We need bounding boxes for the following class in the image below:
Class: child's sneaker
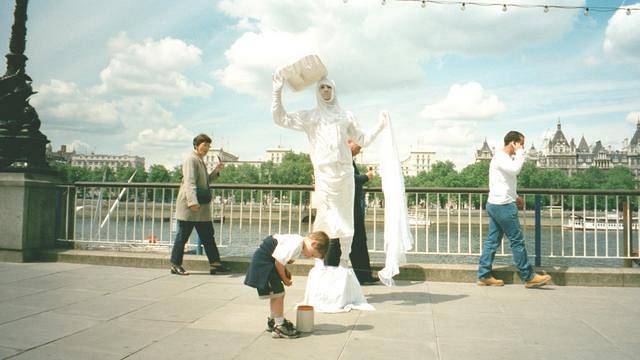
[272,319,299,339]
[266,317,275,332]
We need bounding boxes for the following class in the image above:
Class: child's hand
[283,268,292,286]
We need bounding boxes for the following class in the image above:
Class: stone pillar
[0,171,62,262]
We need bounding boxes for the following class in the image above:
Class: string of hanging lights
[345,0,638,15]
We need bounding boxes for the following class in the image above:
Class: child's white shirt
[272,234,304,265]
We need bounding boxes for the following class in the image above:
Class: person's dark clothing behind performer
[348,140,379,285]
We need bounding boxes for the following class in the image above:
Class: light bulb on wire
[502,4,507,12]
[544,5,549,13]
[381,0,386,5]
[460,2,466,11]
[583,7,589,16]
[627,8,631,15]
[421,0,426,8]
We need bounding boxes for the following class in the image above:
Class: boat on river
[563,213,638,231]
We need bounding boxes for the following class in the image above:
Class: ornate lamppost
[0,0,49,170]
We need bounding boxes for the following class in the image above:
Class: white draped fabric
[376,112,414,286]
[300,259,374,313]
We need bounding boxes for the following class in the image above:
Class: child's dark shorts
[257,270,285,299]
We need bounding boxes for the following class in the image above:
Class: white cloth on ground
[300,259,374,313]
[376,112,414,286]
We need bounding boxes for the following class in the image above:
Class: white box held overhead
[277,55,327,92]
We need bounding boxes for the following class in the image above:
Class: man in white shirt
[477,131,552,288]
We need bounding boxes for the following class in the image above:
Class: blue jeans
[477,202,534,281]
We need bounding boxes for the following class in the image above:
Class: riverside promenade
[0,261,639,360]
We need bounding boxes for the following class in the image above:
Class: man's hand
[516,196,524,211]
[215,162,224,172]
[190,204,201,212]
[512,141,524,151]
[366,169,374,180]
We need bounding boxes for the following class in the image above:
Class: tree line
[53,152,635,190]
[53,152,636,209]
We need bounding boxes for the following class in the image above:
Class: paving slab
[126,327,259,360]
[0,262,638,360]
[0,286,45,302]
[0,303,45,325]
[123,296,225,323]
[52,294,153,321]
[37,318,183,358]
[0,311,98,351]
[0,347,20,359]
[10,287,107,311]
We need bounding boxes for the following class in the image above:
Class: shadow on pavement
[366,291,468,305]
[307,323,375,336]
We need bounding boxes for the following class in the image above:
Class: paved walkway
[0,262,638,360]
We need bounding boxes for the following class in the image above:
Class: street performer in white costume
[271,72,384,312]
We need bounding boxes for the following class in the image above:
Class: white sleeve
[272,235,303,264]
[495,149,525,176]
[346,111,386,147]
[271,86,310,132]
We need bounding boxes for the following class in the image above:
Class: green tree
[604,166,635,190]
[413,161,457,187]
[270,152,314,185]
[147,164,171,183]
[217,164,261,184]
[570,167,605,189]
[114,165,145,183]
[169,165,182,183]
[458,161,490,188]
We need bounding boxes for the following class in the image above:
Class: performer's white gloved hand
[371,110,390,138]
[272,73,284,92]
[379,111,390,128]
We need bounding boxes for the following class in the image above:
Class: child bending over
[244,231,329,339]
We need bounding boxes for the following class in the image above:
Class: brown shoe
[477,277,504,286]
[525,274,552,288]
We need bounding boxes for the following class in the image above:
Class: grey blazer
[175,151,220,222]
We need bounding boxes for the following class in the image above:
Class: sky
[1,0,639,170]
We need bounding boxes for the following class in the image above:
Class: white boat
[408,214,431,227]
[563,213,638,231]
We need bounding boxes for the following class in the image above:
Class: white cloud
[31,79,122,132]
[420,82,505,120]
[97,32,213,101]
[68,140,91,154]
[117,98,174,128]
[126,125,196,169]
[603,4,640,63]
[126,125,194,151]
[216,0,580,97]
[32,79,179,134]
[626,111,640,124]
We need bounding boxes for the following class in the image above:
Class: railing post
[623,200,632,268]
[535,194,542,267]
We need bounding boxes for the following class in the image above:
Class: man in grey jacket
[170,134,228,275]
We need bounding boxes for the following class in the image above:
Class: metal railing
[54,182,640,267]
